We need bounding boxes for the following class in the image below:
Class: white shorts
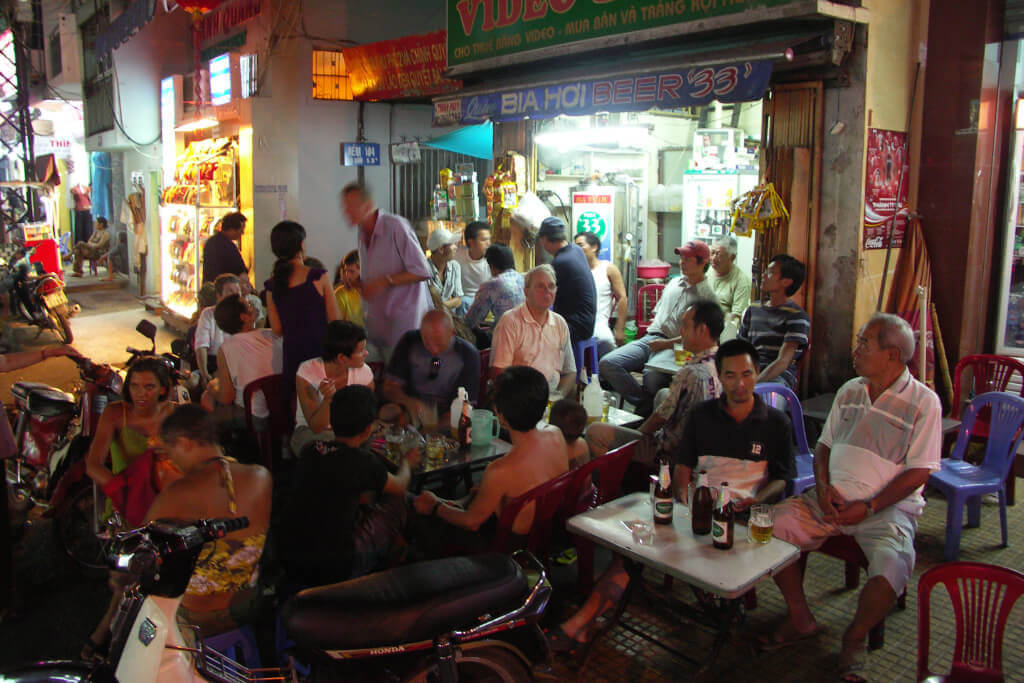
[773,490,918,595]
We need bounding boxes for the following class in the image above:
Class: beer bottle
[653,454,673,525]
[712,482,734,550]
[691,471,713,536]
[457,400,473,448]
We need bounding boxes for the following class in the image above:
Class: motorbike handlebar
[109,517,250,576]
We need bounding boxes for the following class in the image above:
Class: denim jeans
[598,335,671,412]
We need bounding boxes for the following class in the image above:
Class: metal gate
[393,148,491,222]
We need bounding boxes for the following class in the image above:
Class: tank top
[592,260,613,323]
[266,267,328,386]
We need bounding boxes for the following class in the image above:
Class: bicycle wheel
[54,484,107,576]
[406,644,532,683]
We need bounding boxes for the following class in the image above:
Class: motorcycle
[0,518,553,683]
[0,241,73,344]
[5,319,189,571]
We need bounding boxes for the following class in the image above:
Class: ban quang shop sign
[344,30,463,101]
[447,0,797,69]
[432,60,773,126]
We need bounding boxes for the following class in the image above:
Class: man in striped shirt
[738,254,810,387]
[759,313,941,680]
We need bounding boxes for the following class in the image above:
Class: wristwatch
[431,500,442,517]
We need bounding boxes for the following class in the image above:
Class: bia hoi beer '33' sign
[432,61,773,126]
[447,0,796,68]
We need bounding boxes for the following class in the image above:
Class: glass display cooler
[159,137,238,321]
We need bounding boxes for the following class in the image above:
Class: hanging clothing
[90,151,112,223]
[120,190,147,254]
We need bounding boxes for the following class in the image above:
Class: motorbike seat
[11,381,76,417]
[282,554,527,651]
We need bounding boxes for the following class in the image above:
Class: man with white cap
[426,227,463,313]
[599,240,717,415]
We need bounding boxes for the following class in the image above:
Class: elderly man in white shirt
[194,273,241,386]
[490,264,576,400]
[759,313,941,681]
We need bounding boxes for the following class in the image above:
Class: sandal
[545,621,602,664]
[756,623,826,652]
[837,661,867,683]
[80,636,109,663]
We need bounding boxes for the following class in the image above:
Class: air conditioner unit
[47,14,82,90]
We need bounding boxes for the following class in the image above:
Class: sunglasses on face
[427,357,441,380]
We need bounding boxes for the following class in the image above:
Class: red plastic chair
[950,354,1024,504]
[917,561,1024,682]
[635,284,665,337]
[491,468,576,557]
[243,374,294,471]
[565,441,638,594]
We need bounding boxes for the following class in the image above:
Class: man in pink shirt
[342,182,431,359]
[490,265,576,399]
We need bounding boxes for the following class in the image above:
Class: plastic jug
[470,409,500,446]
[582,373,603,421]
[450,387,468,438]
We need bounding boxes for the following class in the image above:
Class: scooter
[5,320,189,571]
[0,518,553,682]
[0,241,73,344]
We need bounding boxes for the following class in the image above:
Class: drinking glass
[673,342,686,364]
[385,426,405,462]
[602,391,616,422]
[747,504,774,544]
[425,434,445,469]
[420,400,439,434]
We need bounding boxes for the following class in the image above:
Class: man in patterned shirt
[585,299,724,463]
[464,244,524,331]
[759,313,941,680]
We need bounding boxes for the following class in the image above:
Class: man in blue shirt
[537,216,596,345]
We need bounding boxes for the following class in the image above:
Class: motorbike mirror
[136,319,157,342]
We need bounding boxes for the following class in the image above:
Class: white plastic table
[567,492,800,599]
[643,348,681,376]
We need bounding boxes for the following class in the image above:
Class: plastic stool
[203,624,262,669]
[573,337,599,382]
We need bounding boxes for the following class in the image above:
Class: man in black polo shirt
[674,338,796,507]
[383,309,480,425]
[202,211,248,284]
[549,338,794,654]
[537,216,596,345]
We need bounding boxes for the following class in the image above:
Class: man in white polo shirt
[490,264,575,400]
[760,313,941,680]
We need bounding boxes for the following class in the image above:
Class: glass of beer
[386,426,405,462]
[425,434,445,469]
[748,504,774,544]
[602,391,616,422]
[673,342,686,364]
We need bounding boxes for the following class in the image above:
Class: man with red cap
[599,240,719,415]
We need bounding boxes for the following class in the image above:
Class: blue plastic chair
[753,383,815,496]
[573,336,599,383]
[929,392,1024,562]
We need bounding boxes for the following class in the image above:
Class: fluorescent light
[535,126,649,150]
[175,117,218,132]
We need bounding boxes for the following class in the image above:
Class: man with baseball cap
[599,239,718,415]
[537,216,597,345]
[426,227,463,313]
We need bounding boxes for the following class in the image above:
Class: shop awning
[422,122,493,160]
[433,60,772,126]
[433,26,830,126]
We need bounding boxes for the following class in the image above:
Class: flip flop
[837,660,867,683]
[756,623,826,652]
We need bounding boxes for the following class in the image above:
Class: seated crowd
[84,181,938,681]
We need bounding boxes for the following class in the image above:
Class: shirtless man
[413,365,569,536]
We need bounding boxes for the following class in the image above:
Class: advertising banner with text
[447,0,796,68]
[344,31,463,101]
[863,128,908,250]
[432,60,772,126]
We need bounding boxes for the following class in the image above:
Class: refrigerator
[681,170,759,275]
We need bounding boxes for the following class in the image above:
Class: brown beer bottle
[712,482,734,550]
[457,400,473,448]
[691,471,713,536]
[653,454,673,525]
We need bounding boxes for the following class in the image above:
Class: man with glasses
[490,265,576,400]
[383,309,480,426]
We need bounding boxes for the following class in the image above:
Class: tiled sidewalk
[552,489,1024,682]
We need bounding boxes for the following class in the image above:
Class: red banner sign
[863,128,909,250]
[195,0,262,44]
[343,30,462,101]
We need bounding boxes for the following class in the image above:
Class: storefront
[158,62,253,327]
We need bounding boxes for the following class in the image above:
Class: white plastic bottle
[450,386,468,438]
[582,373,603,422]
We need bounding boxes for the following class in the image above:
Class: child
[549,399,590,468]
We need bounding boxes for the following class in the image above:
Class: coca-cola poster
[863,128,909,250]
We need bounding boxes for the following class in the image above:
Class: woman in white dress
[575,232,627,357]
